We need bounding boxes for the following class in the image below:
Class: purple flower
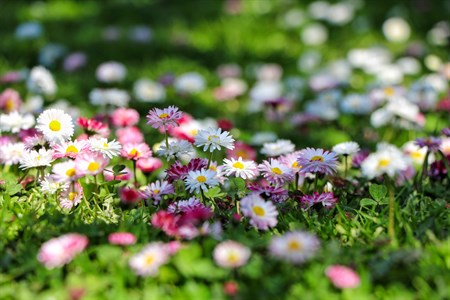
[442,128,450,137]
[146,106,182,130]
[299,192,338,210]
[352,149,369,168]
[257,158,295,185]
[415,137,442,152]
[248,182,289,203]
[297,148,338,175]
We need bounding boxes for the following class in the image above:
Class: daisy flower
[402,141,430,165]
[248,182,289,203]
[40,175,69,194]
[168,197,204,213]
[88,137,122,159]
[325,265,361,289]
[140,180,174,204]
[157,139,194,161]
[75,152,109,176]
[279,151,303,173]
[269,231,320,264]
[52,160,79,182]
[52,140,89,159]
[258,158,294,185]
[96,61,127,83]
[37,233,88,269]
[194,127,235,153]
[213,240,251,269]
[240,193,278,230]
[300,192,338,210]
[260,139,295,157]
[129,242,170,277]
[146,106,182,130]
[19,148,54,170]
[415,136,442,152]
[0,142,24,165]
[0,88,22,112]
[27,66,57,96]
[77,117,110,137]
[227,141,257,161]
[297,148,338,175]
[222,157,257,180]
[136,157,163,173]
[361,144,409,179]
[59,182,83,209]
[332,141,360,156]
[111,107,140,127]
[0,111,35,133]
[121,142,151,160]
[184,169,219,194]
[36,109,74,144]
[108,232,137,246]
[23,133,46,151]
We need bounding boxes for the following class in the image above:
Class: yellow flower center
[159,113,169,119]
[144,254,154,266]
[287,240,302,251]
[292,161,298,168]
[410,151,423,160]
[227,252,239,264]
[66,168,76,177]
[5,99,14,112]
[252,205,265,216]
[66,145,79,154]
[68,192,77,201]
[196,175,207,183]
[378,158,390,168]
[207,134,219,142]
[271,167,282,175]
[103,142,109,148]
[311,155,324,162]
[384,87,395,97]
[233,161,245,169]
[209,165,217,171]
[129,148,139,157]
[88,162,100,172]
[153,189,160,194]
[49,120,61,132]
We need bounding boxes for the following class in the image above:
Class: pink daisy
[0,88,22,112]
[240,193,278,230]
[37,233,88,269]
[297,148,338,175]
[59,182,83,209]
[300,192,338,210]
[77,117,110,137]
[121,142,152,160]
[75,151,109,176]
[111,107,140,127]
[325,265,361,289]
[108,232,137,246]
[136,157,163,173]
[146,105,182,130]
[116,126,144,144]
[52,140,89,159]
[257,158,295,185]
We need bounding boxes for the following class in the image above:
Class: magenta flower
[108,232,137,246]
[146,106,182,130]
[325,265,361,289]
[121,142,152,160]
[140,180,174,204]
[136,157,163,173]
[297,148,338,175]
[37,233,88,269]
[300,192,338,210]
[415,136,442,152]
[111,107,140,127]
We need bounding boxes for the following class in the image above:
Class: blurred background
[0,0,449,147]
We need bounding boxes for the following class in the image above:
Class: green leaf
[112,164,126,174]
[204,187,226,199]
[369,184,387,202]
[360,198,378,206]
[7,184,23,196]
[80,182,96,199]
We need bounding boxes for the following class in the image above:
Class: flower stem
[133,160,138,186]
[207,151,214,169]
[385,176,397,246]
[344,155,348,178]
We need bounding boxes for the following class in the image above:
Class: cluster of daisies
[1,95,449,280]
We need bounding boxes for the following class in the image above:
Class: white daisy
[222,157,257,180]
[36,109,74,144]
[129,242,170,277]
[0,142,25,165]
[96,61,127,83]
[59,183,83,210]
[39,175,69,194]
[27,66,57,96]
[52,161,79,182]
[184,169,219,194]
[52,140,89,159]
[213,240,251,269]
[19,148,55,170]
[261,139,295,157]
[194,127,235,152]
[157,139,194,161]
[269,231,320,264]
[88,137,122,159]
[332,141,360,156]
[402,141,431,165]
[0,111,35,133]
[240,193,278,230]
[361,144,410,179]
